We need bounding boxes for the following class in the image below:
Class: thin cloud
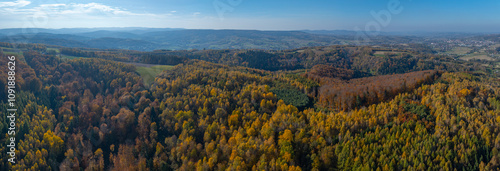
[0,0,30,8]
[0,1,205,28]
[0,1,155,16]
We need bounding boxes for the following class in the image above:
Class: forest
[0,41,499,170]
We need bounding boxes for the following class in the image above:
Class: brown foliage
[314,70,439,111]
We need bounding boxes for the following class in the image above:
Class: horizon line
[0,27,499,34]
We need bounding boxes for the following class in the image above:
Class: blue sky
[0,0,499,32]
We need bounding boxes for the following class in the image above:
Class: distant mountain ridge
[0,28,495,51]
[0,28,185,35]
[0,28,348,51]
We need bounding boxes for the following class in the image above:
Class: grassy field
[136,65,174,86]
[1,47,23,56]
[460,54,496,61]
[447,47,471,55]
[3,51,22,56]
[47,48,60,53]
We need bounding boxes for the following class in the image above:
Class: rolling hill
[0,28,345,51]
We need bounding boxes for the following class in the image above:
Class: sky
[0,0,499,32]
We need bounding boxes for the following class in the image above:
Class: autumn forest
[0,41,499,171]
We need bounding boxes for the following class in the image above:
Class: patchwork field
[460,54,496,61]
[447,47,471,55]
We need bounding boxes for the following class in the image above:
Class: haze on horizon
[0,0,498,33]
